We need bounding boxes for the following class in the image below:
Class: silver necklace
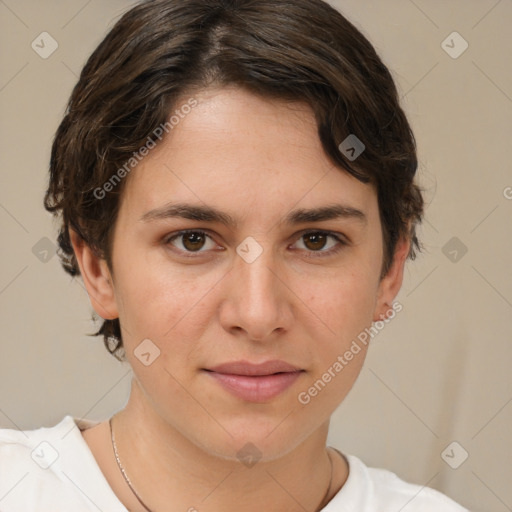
[109,415,335,512]
[110,416,152,512]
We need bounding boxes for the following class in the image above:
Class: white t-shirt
[0,415,470,511]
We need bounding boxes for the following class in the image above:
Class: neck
[111,379,348,512]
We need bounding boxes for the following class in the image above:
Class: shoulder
[0,415,123,511]
[0,416,72,507]
[0,416,71,471]
[326,452,470,511]
[0,415,95,471]
[360,456,469,511]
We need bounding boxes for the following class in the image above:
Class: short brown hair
[44,0,424,361]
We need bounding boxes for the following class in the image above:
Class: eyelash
[163,229,347,259]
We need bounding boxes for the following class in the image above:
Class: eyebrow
[138,202,367,227]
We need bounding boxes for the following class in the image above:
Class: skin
[72,85,410,512]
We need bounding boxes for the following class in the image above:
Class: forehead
[119,86,377,224]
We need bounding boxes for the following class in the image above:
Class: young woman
[0,1,469,510]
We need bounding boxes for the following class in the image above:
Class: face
[76,86,408,461]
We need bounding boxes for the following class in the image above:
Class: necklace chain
[109,415,335,512]
[110,416,153,512]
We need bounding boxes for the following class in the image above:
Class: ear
[69,228,119,320]
[373,234,410,322]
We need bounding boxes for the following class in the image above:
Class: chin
[187,413,318,464]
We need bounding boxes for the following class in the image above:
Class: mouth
[202,360,305,402]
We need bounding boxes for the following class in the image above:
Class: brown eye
[165,230,217,254]
[181,232,206,251]
[302,232,328,251]
[292,231,346,257]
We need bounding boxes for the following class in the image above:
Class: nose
[218,243,293,343]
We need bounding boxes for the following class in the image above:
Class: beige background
[1,1,511,510]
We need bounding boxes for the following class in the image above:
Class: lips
[203,360,304,402]
[207,360,302,376]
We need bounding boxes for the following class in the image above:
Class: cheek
[305,266,378,338]
[112,249,220,347]
[296,271,376,412]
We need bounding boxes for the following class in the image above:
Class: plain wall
[1,1,511,511]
